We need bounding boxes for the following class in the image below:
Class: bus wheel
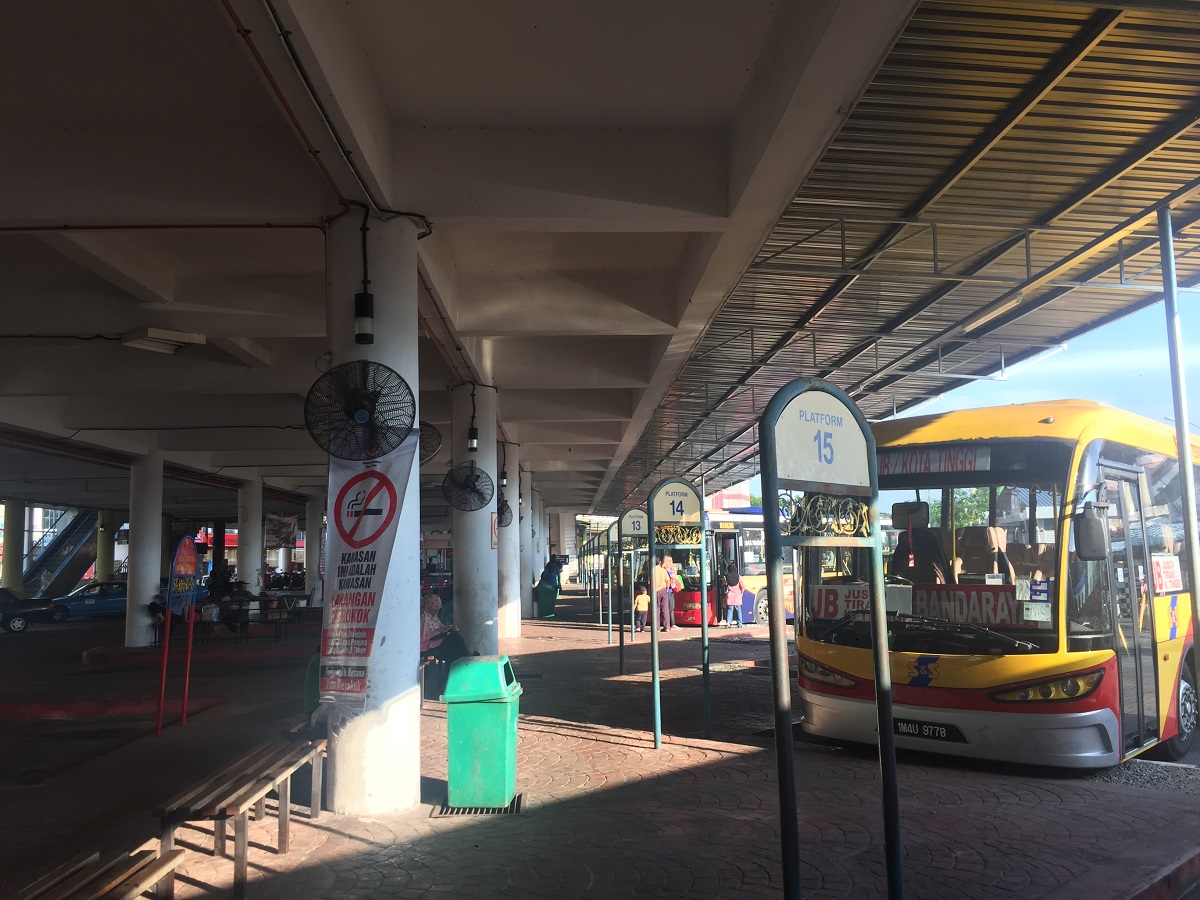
[755,592,769,625]
[1157,664,1197,761]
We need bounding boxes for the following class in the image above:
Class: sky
[733,299,1200,496]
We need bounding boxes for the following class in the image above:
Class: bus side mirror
[1073,503,1108,561]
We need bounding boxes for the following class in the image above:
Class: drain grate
[431,793,524,817]
[511,672,542,680]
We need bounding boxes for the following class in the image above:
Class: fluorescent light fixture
[1002,342,1067,378]
[961,298,1022,334]
[121,327,205,354]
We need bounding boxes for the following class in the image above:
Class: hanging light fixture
[500,442,508,487]
[467,383,479,452]
[355,207,374,344]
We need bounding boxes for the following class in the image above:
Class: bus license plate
[893,718,967,743]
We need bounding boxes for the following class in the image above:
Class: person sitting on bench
[421,592,469,664]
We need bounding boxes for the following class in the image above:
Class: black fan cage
[442,463,495,512]
[304,359,416,461]
[419,421,442,464]
[497,495,513,527]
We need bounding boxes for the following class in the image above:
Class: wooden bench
[15,848,185,900]
[154,738,326,899]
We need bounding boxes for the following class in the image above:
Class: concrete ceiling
[0,0,914,519]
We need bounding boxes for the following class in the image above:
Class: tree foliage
[928,488,991,528]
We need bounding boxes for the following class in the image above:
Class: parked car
[0,587,56,633]
[49,581,128,622]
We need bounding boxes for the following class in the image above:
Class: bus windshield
[802,438,1074,655]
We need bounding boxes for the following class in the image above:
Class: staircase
[23,509,99,598]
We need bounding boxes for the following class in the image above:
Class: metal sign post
[646,477,704,749]
[759,377,904,900]
[618,507,648,674]
[598,529,607,627]
[699,473,711,739]
[606,523,618,643]
[1158,205,1200,695]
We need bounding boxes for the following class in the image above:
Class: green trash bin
[442,655,523,808]
[535,580,558,618]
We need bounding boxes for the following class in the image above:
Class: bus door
[1100,465,1160,755]
[713,530,739,585]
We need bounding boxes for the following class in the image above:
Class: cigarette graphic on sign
[346,489,384,519]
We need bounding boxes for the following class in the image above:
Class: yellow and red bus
[796,400,1197,767]
[670,513,780,626]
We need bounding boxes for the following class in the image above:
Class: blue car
[50,581,128,622]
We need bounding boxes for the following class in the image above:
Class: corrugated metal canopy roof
[598,0,1200,512]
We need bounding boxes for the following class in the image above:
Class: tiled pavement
[8,592,1200,898]
[155,593,1200,899]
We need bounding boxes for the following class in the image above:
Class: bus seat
[1034,544,1057,581]
[1007,542,1033,578]
[956,526,1016,583]
[892,530,954,584]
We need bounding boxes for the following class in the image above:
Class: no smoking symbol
[335,471,398,550]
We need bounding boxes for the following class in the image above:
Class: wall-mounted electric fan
[419,421,443,464]
[442,462,494,512]
[496,491,513,527]
[304,359,415,460]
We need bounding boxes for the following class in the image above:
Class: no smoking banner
[319,433,419,703]
[335,470,399,550]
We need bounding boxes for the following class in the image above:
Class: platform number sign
[775,389,870,494]
[651,483,701,524]
[621,508,648,538]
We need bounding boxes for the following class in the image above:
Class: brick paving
[5,594,1199,897]
[143,590,1200,899]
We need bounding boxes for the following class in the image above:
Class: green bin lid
[441,654,523,703]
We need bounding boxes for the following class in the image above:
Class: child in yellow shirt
[633,582,651,632]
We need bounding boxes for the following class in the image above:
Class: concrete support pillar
[95,510,116,582]
[279,546,293,572]
[496,441,521,639]
[305,494,325,605]
[520,469,534,617]
[125,450,163,647]
[212,520,226,572]
[325,213,422,815]
[532,490,544,571]
[2,500,25,590]
[451,383,499,655]
[237,479,263,594]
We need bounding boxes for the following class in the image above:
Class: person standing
[654,554,681,632]
[724,563,743,628]
[633,581,651,632]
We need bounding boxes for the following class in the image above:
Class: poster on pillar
[319,432,418,703]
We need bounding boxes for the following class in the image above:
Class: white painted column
[95,510,116,583]
[305,493,325,606]
[496,441,522,639]
[125,449,163,647]
[325,213,422,815]
[237,478,263,595]
[451,383,499,655]
[2,500,25,590]
[520,469,534,617]
[531,489,544,574]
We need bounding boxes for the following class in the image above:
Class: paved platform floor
[5,591,1200,898]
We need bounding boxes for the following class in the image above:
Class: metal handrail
[22,508,77,567]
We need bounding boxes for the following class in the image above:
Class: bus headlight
[990,669,1104,703]
[798,656,860,690]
